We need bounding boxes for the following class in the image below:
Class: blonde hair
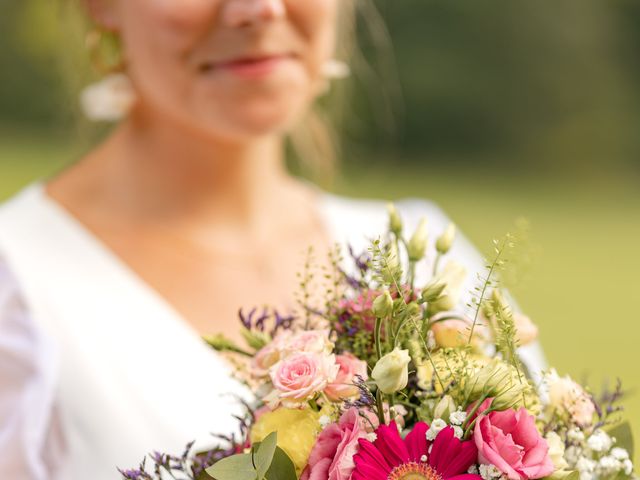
[291,0,399,186]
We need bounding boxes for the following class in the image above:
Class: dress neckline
[22,180,338,342]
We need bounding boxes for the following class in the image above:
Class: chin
[197,100,309,140]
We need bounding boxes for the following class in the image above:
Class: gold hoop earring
[85,28,126,75]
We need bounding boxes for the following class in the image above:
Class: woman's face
[97,0,339,142]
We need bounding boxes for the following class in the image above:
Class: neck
[99,111,294,228]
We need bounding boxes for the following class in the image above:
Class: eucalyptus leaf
[606,421,635,455]
[254,432,278,480]
[205,453,257,480]
[264,446,298,480]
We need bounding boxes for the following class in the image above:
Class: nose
[221,0,286,28]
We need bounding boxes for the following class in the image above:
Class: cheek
[287,0,339,74]
[119,0,216,93]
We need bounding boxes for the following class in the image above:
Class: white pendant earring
[322,59,351,80]
[80,73,136,122]
[319,59,351,95]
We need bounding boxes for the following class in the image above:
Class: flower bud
[372,290,394,318]
[203,334,246,353]
[421,281,446,303]
[240,327,271,350]
[387,203,403,235]
[405,302,422,318]
[428,261,468,313]
[467,359,529,410]
[407,219,428,262]
[436,224,456,255]
[433,395,456,420]
[372,348,411,394]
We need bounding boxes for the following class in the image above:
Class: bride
[0,0,544,478]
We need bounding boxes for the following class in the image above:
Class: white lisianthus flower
[371,348,411,394]
[546,432,569,470]
[429,261,468,312]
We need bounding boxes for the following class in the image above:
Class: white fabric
[0,182,545,479]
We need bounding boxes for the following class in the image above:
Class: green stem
[432,253,442,276]
[376,389,386,426]
[462,393,490,438]
[375,316,383,360]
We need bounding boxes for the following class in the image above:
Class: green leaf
[542,470,580,480]
[253,432,278,480]
[264,446,298,480]
[205,453,257,480]
[606,421,635,455]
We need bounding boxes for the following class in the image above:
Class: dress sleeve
[0,260,66,479]
[397,198,548,379]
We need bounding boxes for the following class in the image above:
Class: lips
[198,53,297,78]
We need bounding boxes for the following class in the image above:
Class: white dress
[0,182,545,480]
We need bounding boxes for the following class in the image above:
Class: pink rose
[324,354,368,402]
[283,330,334,356]
[267,352,339,407]
[252,343,282,378]
[474,399,554,480]
[301,408,369,480]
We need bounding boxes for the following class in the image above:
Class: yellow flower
[250,407,323,473]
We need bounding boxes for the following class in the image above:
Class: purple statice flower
[343,374,376,410]
[238,307,296,337]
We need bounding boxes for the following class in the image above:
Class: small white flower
[611,447,630,461]
[420,455,428,463]
[367,432,378,442]
[567,428,586,444]
[428,444,433,455]
[565,445,583,465]
[479,464,503,480]
[450,409,467,426]
[468,465,479,475]
[578,472,595,480]
[576,457,597,474]
[597,455,620,475]
[319,415,332,428]
[622,459,633,476]
[587,430,613,453]
[426,418,447,440]
[453,426,464,439]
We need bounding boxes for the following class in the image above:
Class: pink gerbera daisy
[352,422,481,480]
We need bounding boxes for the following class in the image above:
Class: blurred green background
[1,0,639,460]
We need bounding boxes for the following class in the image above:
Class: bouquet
[119,205,635,480]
